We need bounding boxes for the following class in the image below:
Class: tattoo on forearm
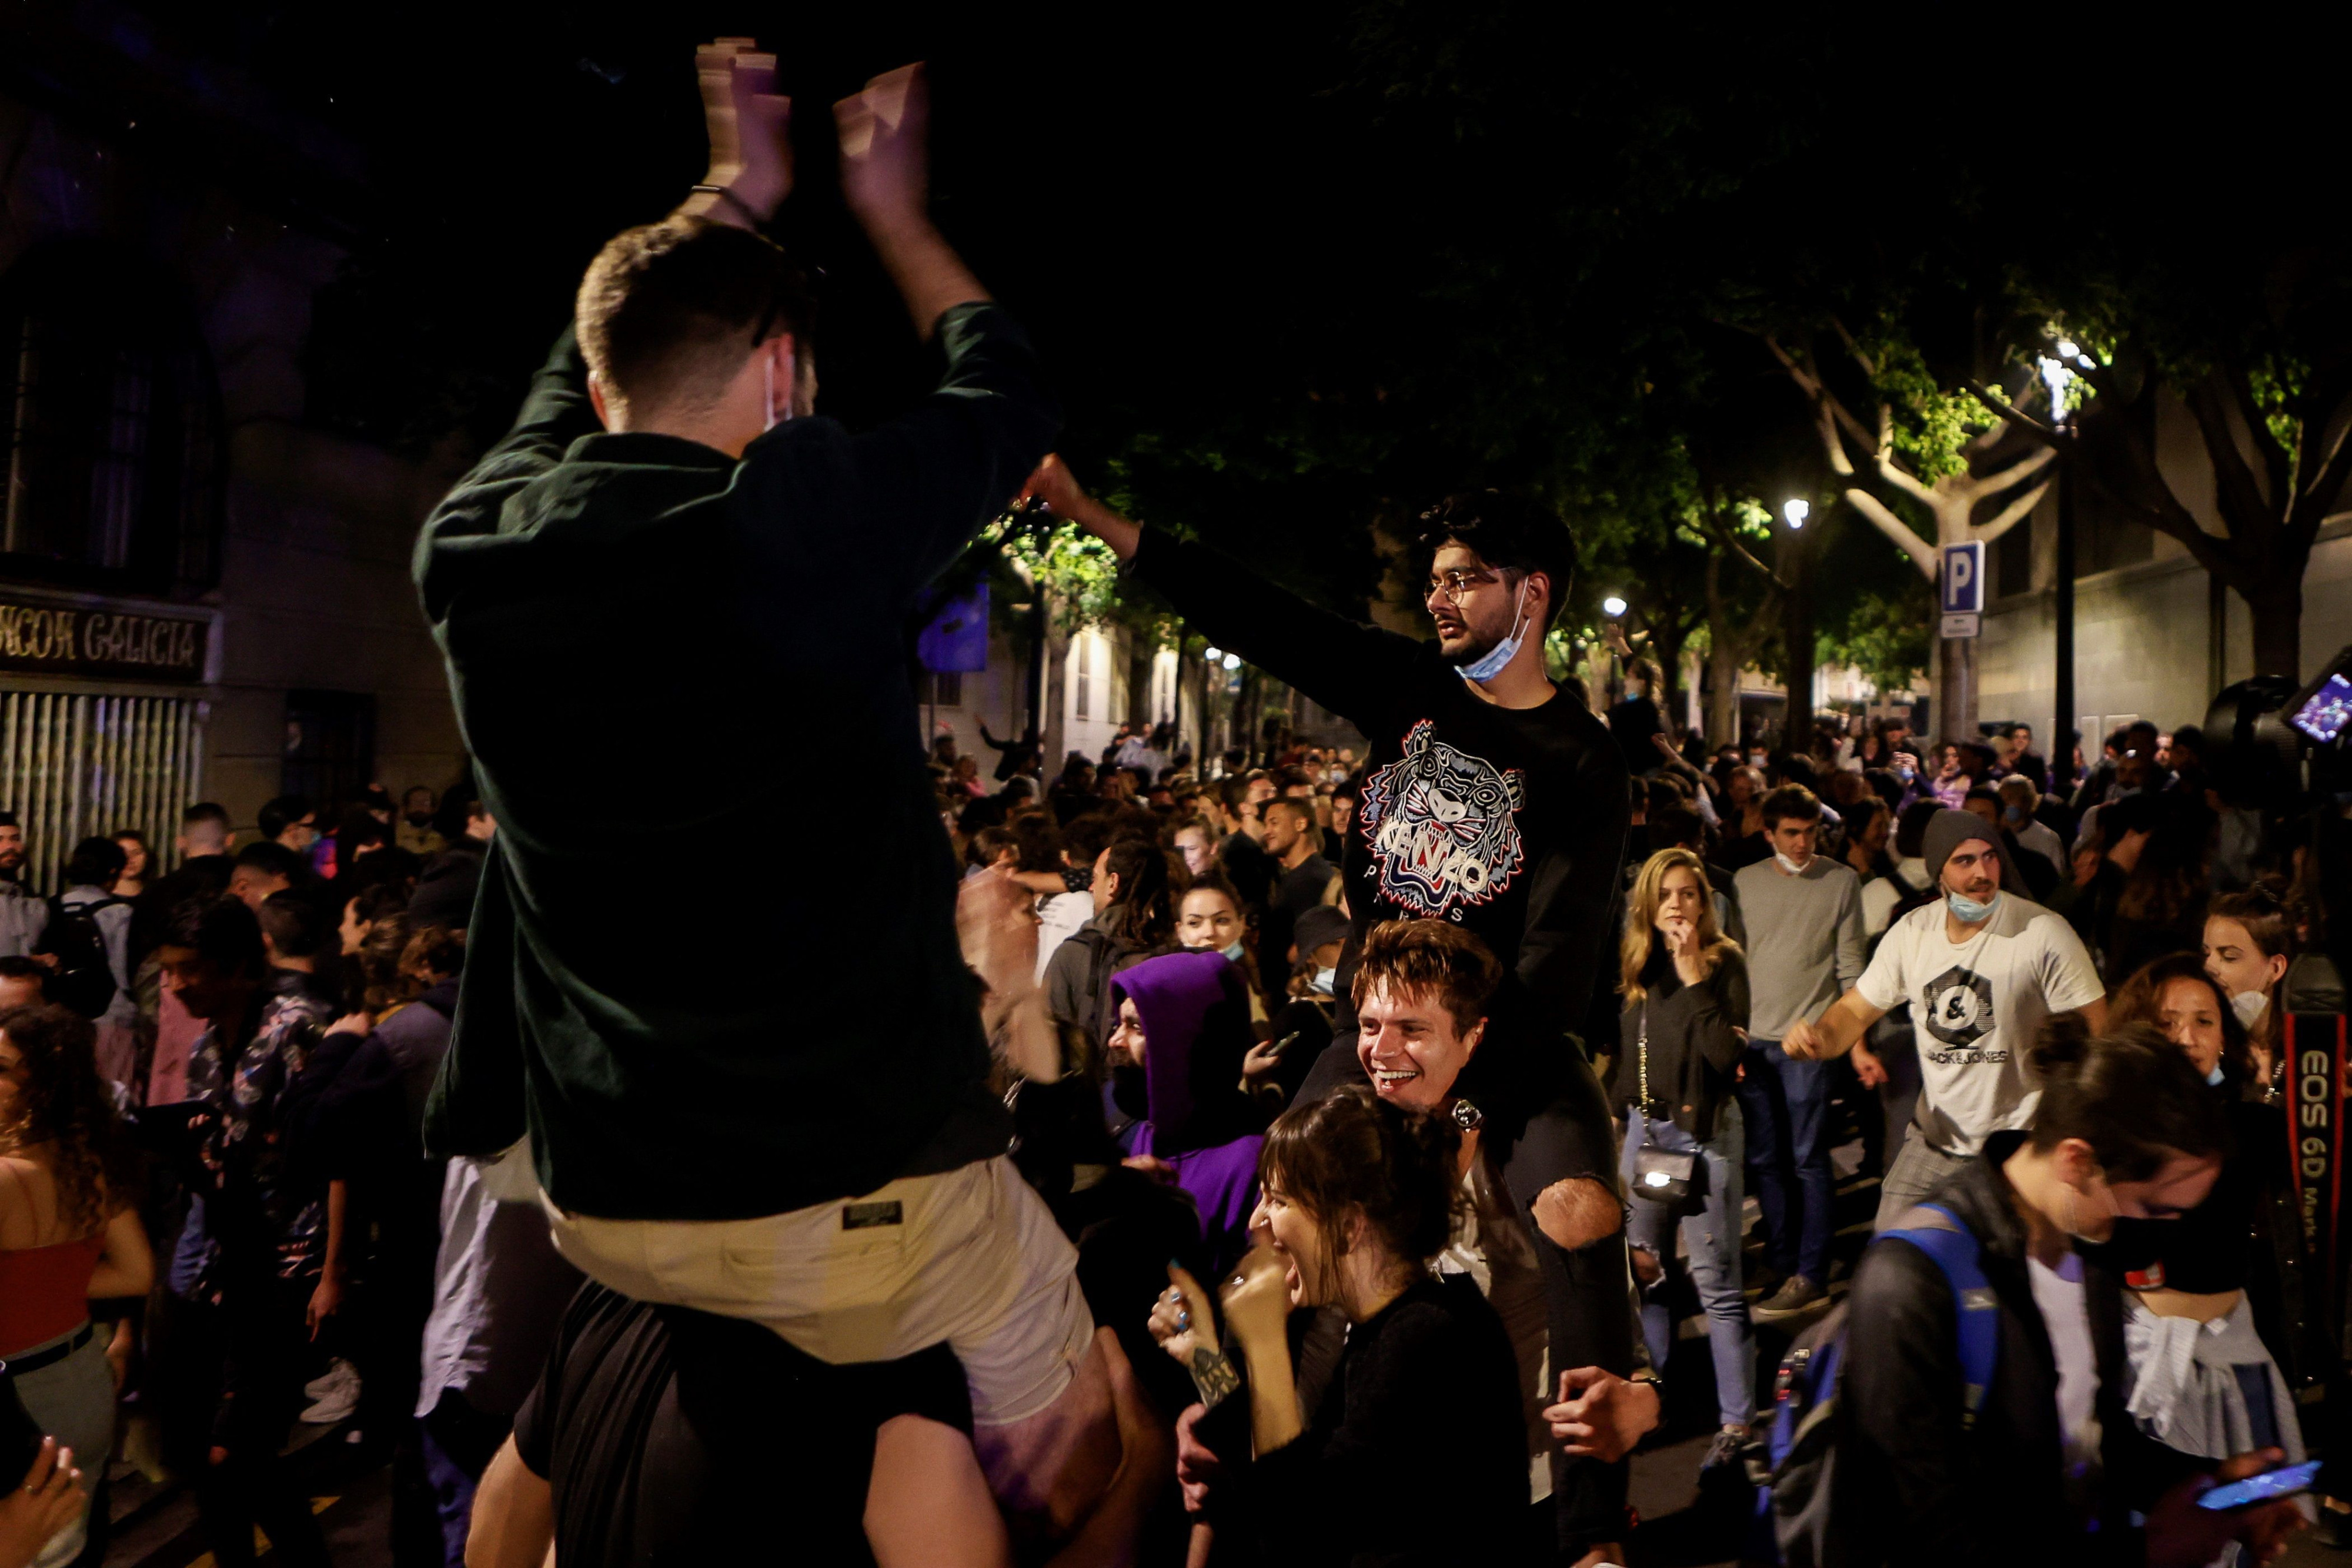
[1191,1347,1240,1410]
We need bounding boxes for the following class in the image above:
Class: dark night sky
[145,4,2352,624]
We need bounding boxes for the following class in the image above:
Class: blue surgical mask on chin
[2205,1062,2227,1086]
[1220,939,1247,964]
[1455,580,1531,686]
[1947,889,2002,924]
[1311,966,1338,997]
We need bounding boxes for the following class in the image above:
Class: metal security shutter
[0,691,203,894]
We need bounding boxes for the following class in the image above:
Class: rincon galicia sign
[0,597,209,681]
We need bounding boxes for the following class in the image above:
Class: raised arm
[1021,456,1424,722]
[417,40,784,602]
[836,65,988,339]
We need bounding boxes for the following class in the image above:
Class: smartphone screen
[2196,1459,2323,1512]
[2290,672,2352,744]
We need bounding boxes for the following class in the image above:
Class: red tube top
[0,1235,105,1359]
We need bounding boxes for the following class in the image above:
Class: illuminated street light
[1203,646,1222,663]
[2040,353,2074,427]
[1783,499,1809,530]
[1602,595,1628,618]
[1222,653,1241,671]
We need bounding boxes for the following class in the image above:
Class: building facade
[1979,393,2352,752]
[0,12,465,888]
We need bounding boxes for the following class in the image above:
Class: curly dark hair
[0,1003,134,1235]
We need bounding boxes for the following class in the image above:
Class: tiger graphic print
[1355,719,1527,920]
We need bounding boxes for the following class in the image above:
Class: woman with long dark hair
[0,1004,152,1568]
[1148,1085,1526,1566]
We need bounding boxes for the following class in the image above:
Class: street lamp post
[2040,346,2078,791]
[1781,499,1815,754]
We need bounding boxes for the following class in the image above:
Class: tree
[1760,323,2054,738]
[1972,346,2352,681]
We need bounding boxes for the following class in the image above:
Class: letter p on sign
[1940,541,1984,615]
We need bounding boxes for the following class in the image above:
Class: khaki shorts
[543,1155,1093,1426]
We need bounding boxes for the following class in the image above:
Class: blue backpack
[1755,1202,2002,1568]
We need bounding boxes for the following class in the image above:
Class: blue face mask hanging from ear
[1456,577,1532,686]
[1947,888,2001,924]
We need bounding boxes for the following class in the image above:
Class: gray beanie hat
[1922,807,2022,894]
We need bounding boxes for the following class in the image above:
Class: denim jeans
[1622,1105,1756,1430]
[1736,1039,1833,1283]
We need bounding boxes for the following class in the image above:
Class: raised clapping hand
[693,40,791,222]
[835,63,930,229]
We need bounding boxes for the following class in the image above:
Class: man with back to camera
[1023,460,1648,1564]
[1782,807,2108,1227]
[413,44,1121,1539]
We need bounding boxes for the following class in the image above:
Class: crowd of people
[0,782,503,1568]
[1,36,2338,1568]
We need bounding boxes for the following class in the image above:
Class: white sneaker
[300,1358,361,1425]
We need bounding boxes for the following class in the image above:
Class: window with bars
[0,242,224,595]
[0,691,205,895]
[1074,635,1094,720]
[919,670,963,707]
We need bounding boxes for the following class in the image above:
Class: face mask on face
[1947,888,2001,924]
[2003,805,2026,825]
[1311,966,1338,997]
[1455,579,1532,685]
[1220,939,1248,965]
[1774,851,1811,875]
[2206,1062,2227,1086]
[2231,989,2270,1030]
[2076,1215,2172,1286]
[1109,1062,1149,1120]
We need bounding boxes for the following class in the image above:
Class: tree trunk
[2248,580,2305,680]
[1937,634,1975,747]
[1653,626,1689,739]
[1705,637,1742,751]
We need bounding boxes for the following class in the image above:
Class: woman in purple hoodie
[1104,950,1267,1275]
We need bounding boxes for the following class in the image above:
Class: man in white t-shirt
[1782,808,2107,1228]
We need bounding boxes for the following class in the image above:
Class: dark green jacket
[415,303,1055,1220]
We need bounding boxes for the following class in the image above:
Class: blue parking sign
[1940,541,1984,615]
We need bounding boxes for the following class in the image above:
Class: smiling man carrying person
[1783,807,2108,1229]
[1024,461,1640,1564]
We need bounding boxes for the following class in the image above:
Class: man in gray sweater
[1732,784,1864,1316]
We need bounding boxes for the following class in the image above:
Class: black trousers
[152,1283,332,1568]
